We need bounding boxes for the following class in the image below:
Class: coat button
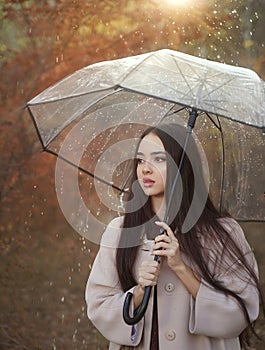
[164,282,175,292]
[165,330,176,341]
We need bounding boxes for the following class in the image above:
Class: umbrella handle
[123,254,159,326]
[123,286,152,325]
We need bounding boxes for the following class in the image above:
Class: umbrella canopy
[27,49,265,227]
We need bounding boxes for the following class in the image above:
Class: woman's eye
[136,156,166,164]
[154,156,166,163]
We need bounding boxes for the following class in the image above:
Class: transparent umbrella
[27,49,265,221]
[27,49,265,324]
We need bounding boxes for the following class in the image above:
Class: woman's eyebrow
[136,151,166,156]
[151,151,166,155]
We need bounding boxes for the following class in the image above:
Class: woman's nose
[142,161,152,174]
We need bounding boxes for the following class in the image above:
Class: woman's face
[136,132,167,199]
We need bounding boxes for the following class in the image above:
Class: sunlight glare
[163,0,192,7]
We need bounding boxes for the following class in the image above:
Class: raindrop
[52,339,56,350]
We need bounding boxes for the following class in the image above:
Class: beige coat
[85,216,259,350]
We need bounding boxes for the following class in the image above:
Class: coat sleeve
[85,217,144,346]
[189,221,260,338]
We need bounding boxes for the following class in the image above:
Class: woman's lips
[143,178,155,187]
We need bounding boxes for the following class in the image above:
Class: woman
[86,123,262,350]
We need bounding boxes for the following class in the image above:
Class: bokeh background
[0,0,264,349]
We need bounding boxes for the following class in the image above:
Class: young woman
[86,123,262,350]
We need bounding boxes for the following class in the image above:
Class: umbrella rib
[27,106,46,149]
[217,116,225,213]
[120,74,192,103]
[205,113,225,212]
[161,105,187,119]
[205,112,222,131]
[121,75,190,100]
[119,51,156,85]
[177,63,219,105]
[44,149,124,193]
[199,76,237,100]
[26,87,123,106]
[120,86,192,110]
[172,60,199,99]
[40,87,124,148]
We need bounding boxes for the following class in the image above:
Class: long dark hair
[116,123,263,346]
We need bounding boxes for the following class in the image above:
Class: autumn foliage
[0,0,265,349]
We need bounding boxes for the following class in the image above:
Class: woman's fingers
[154,234,171,244]
[140,262,159,275]
[138,260,160,287]
[153,221,180,260]
[155,220,175,236]
[139,273,158,287]
[155,221,178,243]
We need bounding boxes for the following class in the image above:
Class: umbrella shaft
[163,108,198,225]
[123,109,198,326]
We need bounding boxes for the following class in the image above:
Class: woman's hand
[153,221,200,298]
[138,259,161,288]
[152,221,184,272]
[133,259,161,308]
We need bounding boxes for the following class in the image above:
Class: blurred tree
[0,0,264,348]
